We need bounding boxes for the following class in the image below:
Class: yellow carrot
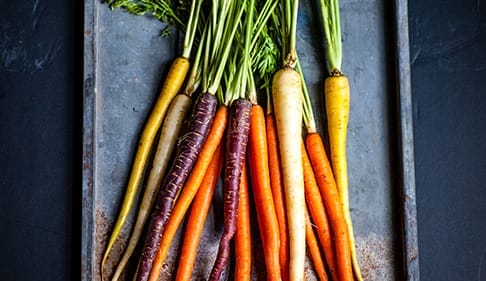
[317,0,363,276]
[325,74,362,280]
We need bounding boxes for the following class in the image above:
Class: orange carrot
[147,106,228,281]
[306,132,353,281]
[235,163,252,281]
[175,144,224,281]
[301,142,339,281]
[305,205,328,281]
[248,104,281,281]
[266,113,289,281]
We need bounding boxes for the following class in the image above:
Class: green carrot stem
[295,56,317,133]
[182,0,204,59]
[319,0,343,73]
[207,0,245,95]
[182,23,207,97]
[289,0,299,63]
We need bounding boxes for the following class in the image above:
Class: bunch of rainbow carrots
[100,0,363,280]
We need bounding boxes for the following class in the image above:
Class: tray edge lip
[393,0,420,280]
[82,0,97,280]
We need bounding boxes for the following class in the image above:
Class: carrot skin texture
[235,164,252,281]
[272,67,305,281]
[305,206,328,281]
[101,57,190,273]
[111,94,192,281]
[266,114,289,281]
[301,143,339,281]
[174,144,224,281]
[325,75,350,205]
[306,133,353,281]
[136,92,218,281]
[147,106,228,281]
[248,105,281,281]
[209,99,252,281]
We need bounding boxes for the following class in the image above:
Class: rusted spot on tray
[95,210,133,281]
[408,246,418,263]
[83,130,94,172]
[356,233,395,280]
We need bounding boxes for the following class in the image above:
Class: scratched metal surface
[82,0,418,280]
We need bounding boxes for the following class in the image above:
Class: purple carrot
[209,99,252,281]
[135,92,218,281]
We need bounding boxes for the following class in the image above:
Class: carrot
[318,0,363,277]
[305,205,328,281]
[110,93,192,281]
[235,163,252,281]
[306,133,353,281]
[174,146,224,281]
[272,67,305,281]
[207,0,259,277]
[101,56,190,275]
[325,74,362,280]
[209,98,252,281]
[248,104,281,281]
[147,106,228,281]
[135,92,218,281]
[271,0,306,279]
[266,113,289,281]
[301,142,339,281]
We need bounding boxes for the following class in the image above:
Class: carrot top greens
[201,0,244,97]
[249,0,280,103]
[319,0,343,73]
[105,0,185,34]
[106,0,281,104]
[235,0,280,104]
[105,0,202,59]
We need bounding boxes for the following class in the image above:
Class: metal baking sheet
[82,0,419,280]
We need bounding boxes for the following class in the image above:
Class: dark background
[0,0,484,280]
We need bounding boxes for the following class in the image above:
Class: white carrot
[109,93,191,281]
[270,0,306,279]
[272,65,305,281]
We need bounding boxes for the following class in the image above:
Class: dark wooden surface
[409,1,486,280]
[0,0,484,280]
